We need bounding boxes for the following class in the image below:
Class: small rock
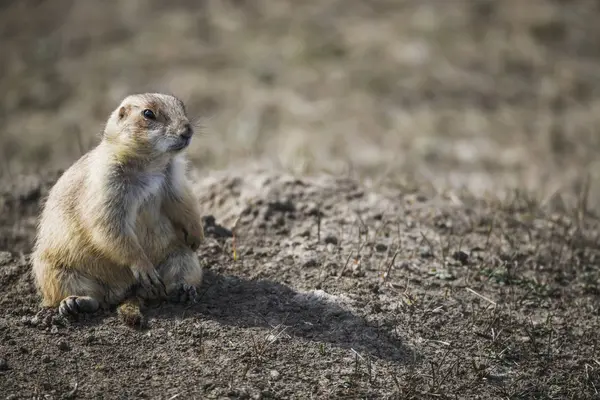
[299,230,310,238]
[352,262,365,277]
[371,302,382,313]
[202,215,233,238]
[21,316,31,326]
[375,243,387,252]
[434,270,455,281]
[51,315,66,327]
[30,316,40,327]
[41,355,51,363]
[50,326,59,334]
[452,250,469,265]
[42,315,53,327]
[0,358,8,371]
[325,262,339,270]
[302,258,318,268]
[269,370,280,380]
[202,215,216,227]
[324,235,338,245]
[58,341,71,352]
[274,215,285,228]
[268,200,295,213]
[419,247,433,258]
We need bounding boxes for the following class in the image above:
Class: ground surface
[2,169,600,399]
[2,0,600,399]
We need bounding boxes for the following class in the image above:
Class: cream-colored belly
[135,197,177,263]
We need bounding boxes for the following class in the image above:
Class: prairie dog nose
[179,123,193,139]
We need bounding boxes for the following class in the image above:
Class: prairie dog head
[104,93,194,158]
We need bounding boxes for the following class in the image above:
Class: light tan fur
[31,93,204,325]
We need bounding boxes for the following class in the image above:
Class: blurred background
[2,0,600,209]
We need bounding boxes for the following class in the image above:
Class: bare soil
[2,168,600,399]
[2,1,600,399]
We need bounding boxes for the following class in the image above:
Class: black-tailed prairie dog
[32,93,205,326]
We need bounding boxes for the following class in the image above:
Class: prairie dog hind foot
[58,296,100,318]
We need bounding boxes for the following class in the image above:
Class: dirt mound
[1,168,599,398]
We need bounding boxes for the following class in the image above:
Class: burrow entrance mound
[1,167,599,398]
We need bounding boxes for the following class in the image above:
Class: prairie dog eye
[142,109,156,120]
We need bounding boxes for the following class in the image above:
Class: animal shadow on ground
[149,269,414,364]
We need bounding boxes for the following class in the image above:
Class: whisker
[189,114,217,137]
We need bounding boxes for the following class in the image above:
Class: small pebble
[302,258,318,268]
[0,358,8,371]
[202,215,216,227]
[269,370,280,380]
[58,341,71,352]
[299,230,310,238]
[51,315,65,327]
[419,247,433,258]
[43,315,53,327]
[352,263,365,277]
[375,243,388,252]
[274,215,285,228]
[324,235,338,245]
[452,250,469,265]
[42,355,51,363]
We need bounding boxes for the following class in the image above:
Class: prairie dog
[32,93,205,326]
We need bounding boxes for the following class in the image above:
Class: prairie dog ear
[118,105,130,120]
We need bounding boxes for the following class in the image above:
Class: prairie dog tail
[117,297,146,328]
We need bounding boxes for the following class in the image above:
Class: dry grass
[1,0,600,204]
